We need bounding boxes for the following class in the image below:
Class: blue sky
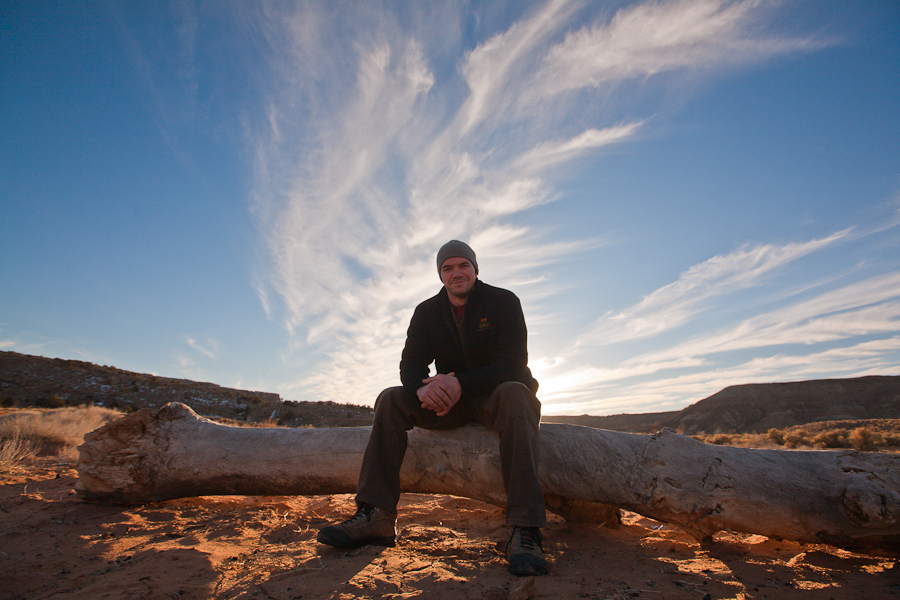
[2,0,899,416]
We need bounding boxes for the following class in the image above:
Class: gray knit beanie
[436,240,478,276]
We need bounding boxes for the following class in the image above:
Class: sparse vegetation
[848,427,883,451]
[0,431,40,471]
[37,394,66,408]
[694,419,900,452]
[0,405,123,463]
[0,350,374,426]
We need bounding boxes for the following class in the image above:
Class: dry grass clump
[0,432,40,472]
[0,405,123,467]
[697,432,772,448]
[694,419,900,452]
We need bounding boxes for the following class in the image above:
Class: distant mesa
[543,375,900,435]
[2,350,898,434]
[0,350,373,428]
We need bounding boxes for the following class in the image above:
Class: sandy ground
[1,458,898,600]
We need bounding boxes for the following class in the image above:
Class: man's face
[440,256,477,300]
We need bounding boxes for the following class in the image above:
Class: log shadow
[0,468,220,599]
[703,537,898,598]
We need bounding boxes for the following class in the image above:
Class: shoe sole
[316,530,396,549]
[508,554,549,576]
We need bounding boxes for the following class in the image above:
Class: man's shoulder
[410,288,450,321]
[473,280,520,303]
[412,281,520,311]
[417,287,448,309]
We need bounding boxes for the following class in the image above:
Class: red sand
[2,457,898,599]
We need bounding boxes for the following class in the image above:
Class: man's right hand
[417,372,461,416]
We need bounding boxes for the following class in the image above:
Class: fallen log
[77,402,900,555]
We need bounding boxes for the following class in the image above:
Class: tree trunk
[77,402,900,555]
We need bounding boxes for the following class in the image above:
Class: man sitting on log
[317,240,549,576]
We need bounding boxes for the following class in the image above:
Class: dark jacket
[399,279,538,400]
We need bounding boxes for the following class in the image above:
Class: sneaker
[505,526,549,576]
[317,503,397,549]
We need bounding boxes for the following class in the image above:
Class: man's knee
[373,387,417,430]
[488,382,541,425]
[374,387,406,412]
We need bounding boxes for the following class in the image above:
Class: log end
[76,404,175,504]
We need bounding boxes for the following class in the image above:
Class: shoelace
[509,527,542,551]
[342,505,373,525]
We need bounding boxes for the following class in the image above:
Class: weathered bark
[77,402,900,555]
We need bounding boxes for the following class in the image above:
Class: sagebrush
[0,405,123,466]
[693,418,900,451]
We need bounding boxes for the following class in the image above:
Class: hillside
[4,351,900,435]
[0,351,373,428]
[545,375,900,435]
[542,410,678,433]
[666,376,900,434]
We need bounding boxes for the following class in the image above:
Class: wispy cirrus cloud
[513,123,643,172]
[245,0,843,404]
[634,270,900,364]
[531,0,825,99]
[582,229,852,346]
[542,335,900,416]
[185,336,218,360]
[456,0,581,134]
[535,228,900,413]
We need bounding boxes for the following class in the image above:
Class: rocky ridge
[545,375,900,434]
[4,350,899,433]
[0,351,373,427]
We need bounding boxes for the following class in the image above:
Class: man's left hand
[418,373,462,416]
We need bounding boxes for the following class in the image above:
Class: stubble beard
[448,278,473,301]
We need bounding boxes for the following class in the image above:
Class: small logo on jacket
[477,318,493,331]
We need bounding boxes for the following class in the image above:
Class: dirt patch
[2,457,898,599]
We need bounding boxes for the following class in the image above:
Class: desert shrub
[0,406,122,458]
[783,431,810,449]
[812,429,850,449]
[849,427,883,451]
[741,433,771,448]
[37,394,66,408]
[708,434,734,445]
[277,409,296,426]
[766,428,785,445]
[0,432,40,471]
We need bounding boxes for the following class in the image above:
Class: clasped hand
[417,372,461,417]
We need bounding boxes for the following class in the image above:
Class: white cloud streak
[185,336,218,360]
[245,0,850,404]
[513,123,643,172]
[532,0,821,97]
[583,229,852,345]
[536,234,900,414]
[637,271,900,363]
[542,336,900,416]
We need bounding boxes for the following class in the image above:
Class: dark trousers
[356,381,547,527]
